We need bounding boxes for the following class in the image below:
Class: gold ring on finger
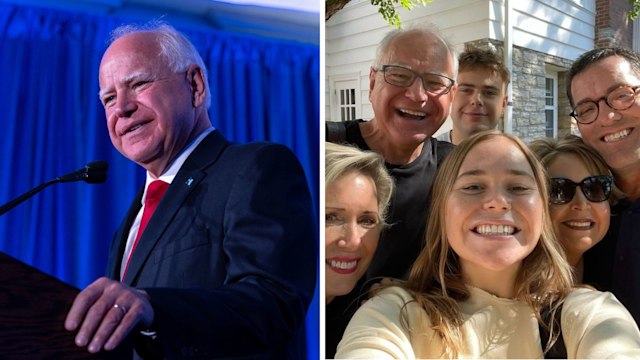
[113,303,127,315]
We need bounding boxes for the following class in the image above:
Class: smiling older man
[64,21,316,359]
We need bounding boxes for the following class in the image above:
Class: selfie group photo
[2,0,640,359]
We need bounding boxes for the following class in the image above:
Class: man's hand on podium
[64,277,154,353]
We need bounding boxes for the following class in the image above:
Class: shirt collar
[141,127,215,202]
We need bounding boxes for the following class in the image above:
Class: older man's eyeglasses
[374,65,455,95]
[570,85,640,124]
[549,175,613,205]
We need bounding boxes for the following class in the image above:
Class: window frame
[330,75,361,122]
[544,71,558,138]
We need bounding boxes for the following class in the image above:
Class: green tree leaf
[369,0,432,28]
[629,0,640,20]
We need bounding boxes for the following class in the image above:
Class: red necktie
[122,180,170,280]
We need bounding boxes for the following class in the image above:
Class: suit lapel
[122,131,229,285]
[106,188,143,279]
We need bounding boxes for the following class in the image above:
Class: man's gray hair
[109,20,211,109]
[374,25,458,79]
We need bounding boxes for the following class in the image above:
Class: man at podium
[63,21,316,359]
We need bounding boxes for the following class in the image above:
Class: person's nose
[595,99,622,126]
[404,77,429,102]
[338,222,362,249]
[470,91,482,106]
[483,188,511,211]
[570,187,591,210]
[114,92,137,118]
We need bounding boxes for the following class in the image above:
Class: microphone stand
[0,161,108,216]
[0,179,60,216]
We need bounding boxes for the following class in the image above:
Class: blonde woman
[325,142,394,358]
[336,131,640,359]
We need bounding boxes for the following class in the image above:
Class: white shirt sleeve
[335,287,423,359]
[563,288,640,359]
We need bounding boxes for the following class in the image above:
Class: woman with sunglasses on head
[530,135,622,283]
[325,142,394,358]
[336,130,640,359]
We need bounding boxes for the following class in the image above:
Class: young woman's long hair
[403,130,574,358]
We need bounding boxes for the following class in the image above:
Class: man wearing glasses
[64,22,316,358]
[325,26,457,357]
[566,47,640,324]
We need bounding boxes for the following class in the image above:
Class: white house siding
[326,0,387,122]
[511,0,595,60]
[325,0,596,141]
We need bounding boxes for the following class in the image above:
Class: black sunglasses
[549,175,613,205]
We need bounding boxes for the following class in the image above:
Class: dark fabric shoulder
[364,137,446,280]
[582,200,628,291]
[326,120,369,150]
[539,302,566,358]
[205,137,301,174]
[433,138,454,165]
[325,278,371,359]
[326,121,346,144]
[325,295,358,359]
[585,197,640,324]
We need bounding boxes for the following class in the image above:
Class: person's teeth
[566,221,592,228]
[604,129,630,142]
[399,109,426,117]
[330,260,357,269]
[475,224,515,235]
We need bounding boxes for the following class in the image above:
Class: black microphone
[56,161,108,184]
[0,161,108,216]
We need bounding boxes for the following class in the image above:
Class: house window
[545,74,558,138]
[339,88,356,121]
[333,78,360,121]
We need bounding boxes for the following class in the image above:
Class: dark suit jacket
[105,131,317,359]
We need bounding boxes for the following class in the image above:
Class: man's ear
[369,67,377,102]
[187,64,206,107]
[500,95,508,118]
[448,83,458,100]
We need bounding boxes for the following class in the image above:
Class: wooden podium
[0,252,127,359]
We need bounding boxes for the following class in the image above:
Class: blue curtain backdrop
[0,3,319,358]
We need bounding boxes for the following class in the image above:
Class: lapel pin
[186,177,194,186]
